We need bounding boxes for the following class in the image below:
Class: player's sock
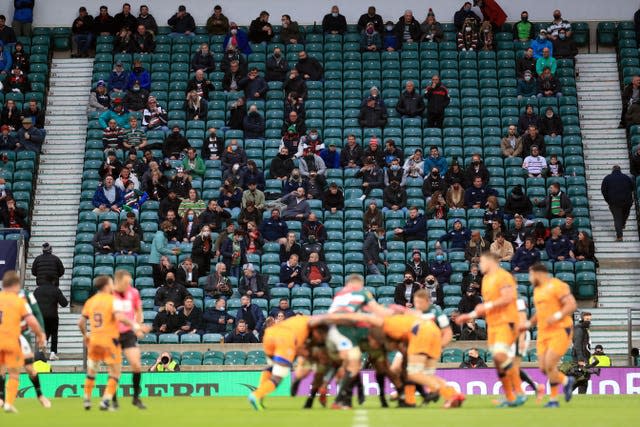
[555,372,568,386]
[254,378,277,399]
[258,369,272,388]
[499,370,515,402]
[335,371,353,405]
[29,374,43,398]
[404,384,416,405]
[103,376,119,401]
[520,369,537,389]
[0,373,5,401]
[132,372,142,399]
[549,382,560,401]
[5,377,18,406]
[84,376,96,399]
[509,366,524,395]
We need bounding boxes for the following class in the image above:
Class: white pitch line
[353,409,369,427]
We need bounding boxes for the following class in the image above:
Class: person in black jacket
[322,5,347,35]
[167,5,196,37]
[396,81,425,118]
[535,182,572,219]
[552,28,577,59]
[224,319,258,343]
[154,272,190,307]
[539,106,563,139]
[424,75,450,128]
[394,272,421,307]
[516,47,537,78]
[393,10,421,44]
[357,6,384,33]
[162,126,190,159]
[295,51,323,81]
[33,283,69,357]
[620,75,640,128]
[283,69,308,100]
[405,250,429,282]
[453,2,481,30]
[239,264,269,298]
[248,11,273,44]
[359,97,387,128]
[153,301,186,334]
[363,227,387,275]
[202,128,225,160]
[601,165,635,241]
[72,7,94,58]
[191,44,216,73]
[31,243,65,287]
[202,298,234,334]
[503,185,533,220]
[572,312,592,366]
[265,47,289,82]
[186,70,214,101]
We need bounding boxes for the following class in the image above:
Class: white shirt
[523,155,547,175]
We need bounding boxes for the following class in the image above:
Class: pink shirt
[114,287,142,334]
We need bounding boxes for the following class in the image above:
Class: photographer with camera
[572,311,592,367]
[150,352,180,372]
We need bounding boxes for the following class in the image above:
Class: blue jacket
[530,37,553,59]
[424,155,448,176]
[601,169,634,207]
[13,0,34,23]
[259,218,288,241]
[402,214,427,240]
[545,235,572,261]
[464,186,497,208]
[279,262,302,285]
[92,185,124,209]
[383,32,399,50]
[220,237,247,270]
[238,76,267,100]
[243,112,265,138]
[0,43,12,74]
[149,230,174,264]
[511,246,540,271]
[439,228,471,251]
[126,69,151,90]
[428,261,453,284]
[223,31,252,55]
[320,148,341,169]
[234,303,265,332]
[109,71,129,91]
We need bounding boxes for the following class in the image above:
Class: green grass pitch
[2,396,639,427]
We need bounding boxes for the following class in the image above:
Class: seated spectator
[92,220,115,254]
[142,96,168,132]
[322,183,344,213]
[539,106,564,141]
[5,64,27,94]
[132,24,155,53]
[239,67,268,101]
[465,230,487,263]
[223,60,245,93]
[546,154,564,178]
[301,252,331,288]
[248,11,273,44]
[536,47,557,76]
[396,80,425,118]
[394,272,421,308]
[531,29,553,59]
[297,129,325,159]
[517,47,537,79]
[162,125,190,159]
[280,187,310,220]
[537,67,562,98]
[360,22,382,52]
[553,28,577,59]
[522,145,547,177]
[423,274,444,308]
[176,257,199,288]
[429,251,453,284]
[137,5,158,35]
[268,298,295,319]
[123,80,149,113]
[278,254,302,288]
[459,318,487,340]
[113,26,133,53]
[517,70,537,99]
[546,226,575,262]
[444,160,464,187]
[270,146,294,180]
[126,60,150,91]
[114,219,140,255]
[340,134,364,168]
[490,232,514,261]
[501,125,524,158]
[301,213,327,244]
[201,128,224,161]
[180,147,205,179]
[547,9,572,39]
[216,179,242,216]
[464,177,495,209]
[513,11,534,42]
[178,295,202,334]
[167,5,195,37]
[459,347,488,368]
[461,263,483,294]
[422,167,447,199]
[424,146,448,177]
[421,9,444,43]
[453,2,481,31]
[186,69,214,101]
[403,148,425,178]
[356,156,384,199]
[152,301,185,334]
[202,298,234,334]
[284,91,306,120]
[72,7,94,58]
[122,117,147,150]
[383,139,404,166]
[445,178,465,208]
[168,169,192,199]
[0,124,17,150]
[382,21,400,51]
[220,230,247,277]
[10,44,27,72]
[179,188,206,216]
[93,5,115,36]
[265,47,289,82]
[98,98,131,129]
[535,182,572,219]
[322,5,347,35]
[206,5,229,36]
[223,23,251,55]
[393,206,426,241]
[457,18,479,51]
[282,111,306,139]
[383,180,407,213]
[394,9,421,44]
[522,124,545,156]
[108,61,128,93]
[204,262,232,300]
[184,90,207,121]
[504,186,533,220]
[511,238,540,272]
[242,104,265,139]
[295,51,323,81]
[224,319,258,343]
[241,175,265,206]
[384,157,407,187]
[404,250,428,282]
[558,215,578,245]
[102,118,124,151]
[92,176,124,214]
[425,191,448,220]
[154,272,189,307]
[574,231,595,261]
[239,263,268,298]
[114,4,137,32]
[88,80,110,114]
[278,232,300,263]
[280,14,302,44]
[458,284,482,314]
[191,43,215,73]
[363,200,384,231]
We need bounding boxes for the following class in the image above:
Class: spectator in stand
[168,169,192,200]
[553,28,577,59]
[187,70,214,102]
[421,9,444,43]
[363,200,384,231]
[513,11,534,42]
[560,214,579,244]
[517,70,537,99]
[396,80,425,118]
[167,5,195,38]
[489,232,513,262]
[220,229,247,278]
[176,257,199,288]
[227,96,246,130]
[547,9,572,39]
[459,347,487,368]
[301,213,327,244]
[201,128,224,161]
[162,125,190,159]
[322,182,344,213]
[280,187,310,220]
[457,18,479,51]
[279,253,303,288]
[301,252,331,288]
[22,99,45,129]
[265,47,289,82]
[4,63,26,94]
[242,104,265,139]
[428,251,453,284]
[363,226,387,276]
[114,3,137,32]
[424,146,448,177]
[531,29,553,59]
[601,165,635,241]
[522,145,547,177]
[511,238,539,272]
[108,61,128,93]
[225,319,259,343]
[1,99,21,131]
[384,157,407,187]
[270,146,294,180]
[137,5,158,35]
[574,231,595,261]
[517,47,537,79]
[0,41,11,82]
[123,80,149,113]
[142,96,168,132]
[206,5,229,35]
[339,134,363,168]
[87,81,110,114]
[405,250,430,282]
[114,220,140,255]
[280,14,302,45]
[546,154,564,178]
[521,124,545,156]
[460,319,487,341]
[184,90,207,122]
[239,67,268,101]
[239,263,268,298]
[295,51,323,81]
[284,91,306,120]
[360,22,382,53]
[425,191,448,220]
[518,104,539,136]
[458,283,482,314]
[422,167,447,200]
[152,301,185,334]
[403,148,425,178]
[132,24,154,54]
[504,186,533,221]
[99,98,130,131]
[248,11,273,44]
[545,226,575,262]
[91,220,114,254]
[620,75,640,129]
[540,106,563,142]
[464,176,495,209]
[72,7,94,58]
[322,5,347,35]
[126,60,150,91]
[202,298,233,334]
[155,274,190,307]
[203,262,231,301]
[383,179,407,214]
[223,23,251,56]
[92,176,123,217]
[359,96,388,128]
[424,75,450,128]
[178,295,202,334]
[394,10,421,45]
[536,48,557,76]
[11,42,29,74]
[181,147,205,179]
[535,182,572,219]
[453,2,481,31]
[261,208,289,244]
[394,272,421,308]
[393,206,426,241]
[93,5,115,36]
[0,124,17,150]
[98,150,121,179]
[358,6,384,33]
[278,232,300,264]
[383,21,400,51]
[464,230,487,263]
[501,125,524,158]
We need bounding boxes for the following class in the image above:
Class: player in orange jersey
[78,275,144,411]
[456,252,525,407]
[248,315,328,410]
[525,263,577,408]
[0,271,46,413]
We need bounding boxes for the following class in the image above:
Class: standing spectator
[149,221,181,282]
[453,2,480,31]
[295,51,323,81]
[33,283,69,360]
[206,5,229,36]
[265,47,289,82]
[420,9,444,43]
[394,10,421,44]
[31,242,64,287]
[280,15,302,45]
[396,81,425,118]
[12,0,35,37]
[220,230,247,277]
[424,75,450,128]
[601,165,635,241]
[0,16,15,46]
[137,5,158,35]
[531,29,553,59]
[72,7,94,58]
[572,312,592,367]
[357,6,383,33]
[513,11,534,42]
[223,23,251,55]
[248,11,273,44]
[322,5,347,35]
[363,227,387,275]
[167,5,195,38]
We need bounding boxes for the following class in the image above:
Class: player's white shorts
[19,335,33,356]
[327,325,354,352]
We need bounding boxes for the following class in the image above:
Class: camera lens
[161,356,169,364]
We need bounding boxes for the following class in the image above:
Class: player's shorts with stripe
[407,322,441,360]
[119,330,139,349]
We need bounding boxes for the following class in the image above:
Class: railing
[627,308,640,365]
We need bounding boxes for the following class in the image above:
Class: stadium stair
[576,53,640,356]
[25,58,94,361]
